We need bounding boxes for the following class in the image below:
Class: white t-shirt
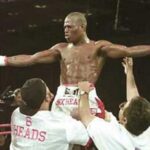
[87,113,150,150]
[10,108,89,150]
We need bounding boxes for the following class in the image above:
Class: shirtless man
[0,12,150,116]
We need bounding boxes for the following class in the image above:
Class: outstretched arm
[122,57,139,101]
[101,42,150,58]
[0,44,61,67]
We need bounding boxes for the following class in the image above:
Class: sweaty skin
[59,41,105,84]
[4,13,150,85]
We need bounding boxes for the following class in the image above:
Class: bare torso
[58,41,106,84]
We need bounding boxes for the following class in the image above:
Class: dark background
[0,0,150,116]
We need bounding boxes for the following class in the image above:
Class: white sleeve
[0,56,7,66]
[87,117,117,149]
[65,117,89,146]
[87,116,134,150]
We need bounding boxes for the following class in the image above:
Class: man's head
[20,78,53,115]
[11,88,24,107]
[64,12,87,43]
[119,96,150,135]
[14,88,22,101]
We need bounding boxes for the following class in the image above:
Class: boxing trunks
[51,84,105,118]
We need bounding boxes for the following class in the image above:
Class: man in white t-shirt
[10,78,89,150]
[77,58,150,150]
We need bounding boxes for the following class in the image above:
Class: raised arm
[122,57,139,101]
[0,44,61,67]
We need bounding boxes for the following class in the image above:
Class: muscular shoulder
[93,40,112,55]
[50,42,68,51]
[95,40,112,47]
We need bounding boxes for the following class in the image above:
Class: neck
[39,101,50,111]
[73,34,90,46]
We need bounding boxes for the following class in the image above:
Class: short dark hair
[123,96,150,135]
[21,78,46,109]
[66,12,87,29]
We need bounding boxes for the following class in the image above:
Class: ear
[46,92,54,103]
[123,117,127,125]
[81,24,84,28]
[45,96,51,103]
[79,24,85,31]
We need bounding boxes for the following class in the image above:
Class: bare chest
[61,45,98,64]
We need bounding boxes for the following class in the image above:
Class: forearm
[127,45,150,57]
[126,70,139,101]
[79,94,95,127]
[0,55,34,67]
[102,44,150,58]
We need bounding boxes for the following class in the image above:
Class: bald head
[66,12,87,30]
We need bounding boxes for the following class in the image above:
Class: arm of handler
[122,57,139,101]
[78,81,96,127]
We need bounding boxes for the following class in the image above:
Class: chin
[66,38,72,43]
